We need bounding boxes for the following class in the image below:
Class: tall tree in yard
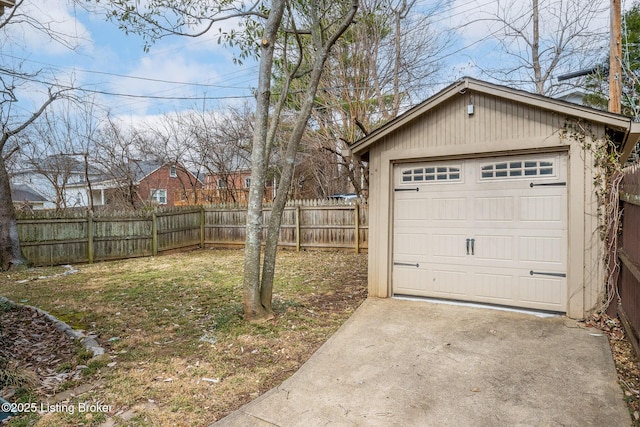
[0,1,79,270]
[0,95,60,270]
[298,0,450,197]
[463,0,608,95]
[92,0,358,321]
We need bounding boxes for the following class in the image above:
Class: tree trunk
[259,1,359,306]
[532,0,543,95]
[0,155,27,270]
[242,0,285,322]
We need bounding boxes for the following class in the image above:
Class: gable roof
[11,183,47,202]
[129,160,203,184]
[351,77,640,163]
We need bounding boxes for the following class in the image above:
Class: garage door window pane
[481,159,554,180]
[401,165,462,183]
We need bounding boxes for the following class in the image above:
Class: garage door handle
[466,239,470,255]
[530,182,566,187]
[394,262,420,268]
[529,270,566,278]
[470,238,475,255]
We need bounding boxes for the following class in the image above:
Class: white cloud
[9,0,93,56]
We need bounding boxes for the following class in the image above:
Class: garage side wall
[366,90,605,319]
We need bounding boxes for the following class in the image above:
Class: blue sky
[3,0,614,125]
[4,0,260,124]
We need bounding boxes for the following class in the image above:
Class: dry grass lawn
[0,249,367,426]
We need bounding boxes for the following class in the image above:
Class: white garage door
[392,153,567,312]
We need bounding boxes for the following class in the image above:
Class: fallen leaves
[0,303,89,398]
[587,313,640,426]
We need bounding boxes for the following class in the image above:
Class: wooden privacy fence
[17,200,368,266]
[618,163,640,356]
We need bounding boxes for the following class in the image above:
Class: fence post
[200,206,206,249]
[87,212,94,263]
[296,205,301,252]
[354,201,360,254]
[152,212,158,256]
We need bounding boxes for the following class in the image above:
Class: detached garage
[351,78,640,319]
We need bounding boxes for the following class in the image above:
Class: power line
[74,86,255,101]
[0,52,259,89]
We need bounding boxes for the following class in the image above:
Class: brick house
[137,162,203,207]
[64,160,203,208]
[177,168,276,205]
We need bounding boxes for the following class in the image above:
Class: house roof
[14,154,104,176]
[65,160,204,190]
[128,160,164,183]
[11,183,47,202]
[351,77,640,163]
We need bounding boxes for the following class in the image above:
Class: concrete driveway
[213,298,630,426]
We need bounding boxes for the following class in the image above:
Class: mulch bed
[0,303,86,400]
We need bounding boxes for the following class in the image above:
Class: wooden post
[295,205,301,252]
[87,212,94,263]
[200,206,205,249]
[152,212,158,256]
[610,0,622,114]
[354,201,360,254]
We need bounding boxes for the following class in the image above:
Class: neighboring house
[350,77,640,320]
[178,155,276,205]
[10,154,102,210]
[137,161,203,207]
[64,160,203,208]
[555,89,588,106]
[11,183,53,210]
[197,169,275,204]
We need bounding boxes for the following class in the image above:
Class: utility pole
[610,0,622,114]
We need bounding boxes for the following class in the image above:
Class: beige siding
[372,92,567,156]
[365,89,607,318]
[567,131,606,317]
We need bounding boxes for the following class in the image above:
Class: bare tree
[134,113,206,205]
[93,0,359,321]
[0,0,86,269]
[91,117,149,209]
[15,99,101,211]
[181,104,255,204]
[464,0,608,95]
[291,0,450,198]
[0,91,64,269]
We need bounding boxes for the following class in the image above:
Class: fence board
[618,162,640,357]
[17,200,368,266]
